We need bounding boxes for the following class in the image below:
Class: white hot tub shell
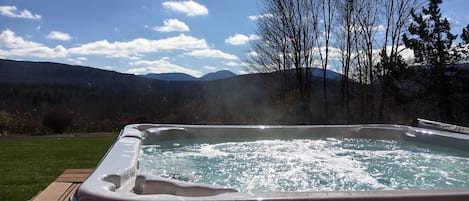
[71,124,469,201]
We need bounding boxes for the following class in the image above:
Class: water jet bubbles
[138,138,469,192]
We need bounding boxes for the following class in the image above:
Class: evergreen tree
[403,0,457,122]
[403,0,458,65]
[376,49,409,121]
[459,24,469,63]
[462,24,469,44]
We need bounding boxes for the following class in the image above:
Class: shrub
[42,108,74,133]
[0,110,10,134]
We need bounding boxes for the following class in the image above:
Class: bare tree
[376,0,420,121]
[350,0,380,122]
[335,0,356,123]
[247,0,318,122]
[314,0,334,122]
[247,0,426,124]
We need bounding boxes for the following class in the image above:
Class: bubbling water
[138,137,469,192]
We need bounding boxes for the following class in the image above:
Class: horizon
[1,0,469,77]
[0,57,238,78]
[1,58,347,80]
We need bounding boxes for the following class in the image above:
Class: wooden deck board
[62,169,93,174]
[31,169,92,201]
[58,183,80,201]
[54,173,91,182]
[31,182,73,201]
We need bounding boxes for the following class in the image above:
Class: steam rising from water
[139,138,469,192]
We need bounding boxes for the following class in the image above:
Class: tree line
[0,76,320,134]
[247,0,469,124]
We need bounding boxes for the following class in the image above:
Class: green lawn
[0,136,116,201]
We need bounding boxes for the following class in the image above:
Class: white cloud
[46,31,72,41]
[225,34,260,46]
[0,29,68,59]
[101,66,114,70]
[374,24,385,32]
[224,61,248,67]
[69,34,208,58]
[396,46,415,62]
[162,1,208,17]
[312,46,343,61]
[0,6,41,19]
[184,49,238,60]
[248,13,273,21]
[128,59,202,77]
[203,65,217,70]
[67,58,83,65]
[238,70,251,75]
[153,19,189,32]
[246,51,259,58]
[67,56,88,65]
[129,56,141,60]
[348,24,386,33]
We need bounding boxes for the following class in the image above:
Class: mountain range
[142,70,236,81]
[0,59,343,85]
[142,68,342,81]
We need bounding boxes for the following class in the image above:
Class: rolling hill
[143,72,198,81]
[0,59,160,89]
[142,70,236,81]
[0,59,343,85]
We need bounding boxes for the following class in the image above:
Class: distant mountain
[143,73,197,81]
[310,68,342,80]
[199,70,236,81]
[142,68,341,82]
[143,70,236,81]
[0,59,161,89]
[0,59,346,87]
[274,67,343,80]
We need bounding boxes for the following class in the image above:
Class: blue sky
[1,0,468,77]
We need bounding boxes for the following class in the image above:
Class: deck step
[31,169,93,201]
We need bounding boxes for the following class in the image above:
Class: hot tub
[72,124,469,201]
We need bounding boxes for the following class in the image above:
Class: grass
[0,135,116,201]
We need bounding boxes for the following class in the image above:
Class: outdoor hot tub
[72,124,469,201]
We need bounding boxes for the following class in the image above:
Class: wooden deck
[31,169,93,201]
